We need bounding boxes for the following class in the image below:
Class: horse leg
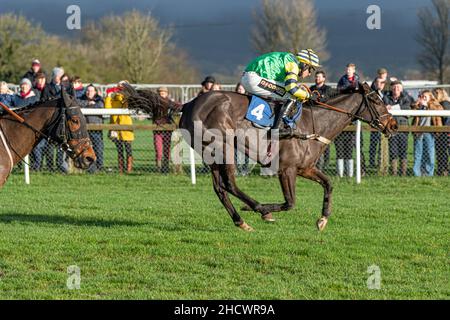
[298,167,333,231]
[242,166,297,214]
[211,164,254,231]
[217,164,280,222]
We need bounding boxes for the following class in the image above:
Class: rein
[0,101,76,161]
[309,88,387,130]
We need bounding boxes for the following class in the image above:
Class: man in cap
[22,59,46,85]
[40,67,64,101]
[197,76,216,97]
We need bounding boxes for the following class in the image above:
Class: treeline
[0,11,199,84]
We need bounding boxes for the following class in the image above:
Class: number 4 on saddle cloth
[245,95,302,130]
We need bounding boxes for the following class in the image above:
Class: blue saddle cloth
[245,96,274,128]
[245,95,302,129]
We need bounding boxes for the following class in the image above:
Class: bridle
[310,89,390,132]
[0,99,90,161]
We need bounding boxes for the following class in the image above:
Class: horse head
[59,87,96,169]
[356,82,398,138]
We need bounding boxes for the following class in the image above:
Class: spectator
[30,72,49,171]
[310,70,336,171]
[383,80,413,176]
[235,82,246,94]
[197,76,215,97]
[153,87,182,173]
[309,70,336,100]
[0,81,15,108]
[72,76,85,100]
[105,80,134,174]
[13,78,39,108]
[41,67,64,101]
[60,73,74,95]
[212,83,222,91]
[412,90,442,176]
[79,84,104,173]
[336,64,360,177]
[22,58,46,84]
[337,63,360,91]
[33,72,47,95]
[335,131,354,177]
[371,68,391,92]
[432,88,450,176]
[368,77,386,169]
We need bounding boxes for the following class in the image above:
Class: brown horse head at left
[358,82,398,138]
[60,87,96,169]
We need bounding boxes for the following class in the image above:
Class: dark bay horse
[0,89,96,188]
[121,83,397,232]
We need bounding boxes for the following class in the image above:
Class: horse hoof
[316,217,328,231]
[261,213,276,223]
[239,222,254,232]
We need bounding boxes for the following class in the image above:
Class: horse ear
[361,82,371,94]
[61,86,73,107]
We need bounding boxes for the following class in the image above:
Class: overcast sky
[1,0,432,81]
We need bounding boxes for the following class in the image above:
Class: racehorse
[121,82,397,232]
[0,88,96,188]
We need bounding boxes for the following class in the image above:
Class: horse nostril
[86,157,95,164]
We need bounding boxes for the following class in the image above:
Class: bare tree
[82,10,172,83]
[416,0,450,84]
[252,0,329,61]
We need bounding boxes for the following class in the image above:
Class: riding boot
[118,157,124,174]
[337,159,344,177]
[126,156,133,173]
[400,159,408,176]
[391,159,398,176]
[274,99,295,138]
[346,159,354,177]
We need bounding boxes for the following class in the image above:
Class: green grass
[0,173,448,299]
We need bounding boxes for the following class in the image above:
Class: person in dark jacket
[371,68,392,93]
[337,63,360,91]
[72,76,85,100]
[310,70,336,171]
[309,70,336,100]
[79,84,104,173]
[383,80,413,176]
[368,77,386,168]
[22,59,46,85]
[197,76,215,97]
[13,78,39,108]
[336,64,361,176]
[40,67,64,102]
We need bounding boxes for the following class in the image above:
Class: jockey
[241,49,321,136]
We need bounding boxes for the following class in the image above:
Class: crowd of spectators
[314,63,449,177]
[0,58,448,177]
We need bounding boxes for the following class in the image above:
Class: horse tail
[120,83,169,120]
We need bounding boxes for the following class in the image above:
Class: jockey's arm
[284,62,311,102]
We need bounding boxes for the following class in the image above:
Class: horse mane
[119,84,170,120]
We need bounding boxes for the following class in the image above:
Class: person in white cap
[13,78,39,108]
[22,58,46,85]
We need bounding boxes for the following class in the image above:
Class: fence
[7,83,450,183]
